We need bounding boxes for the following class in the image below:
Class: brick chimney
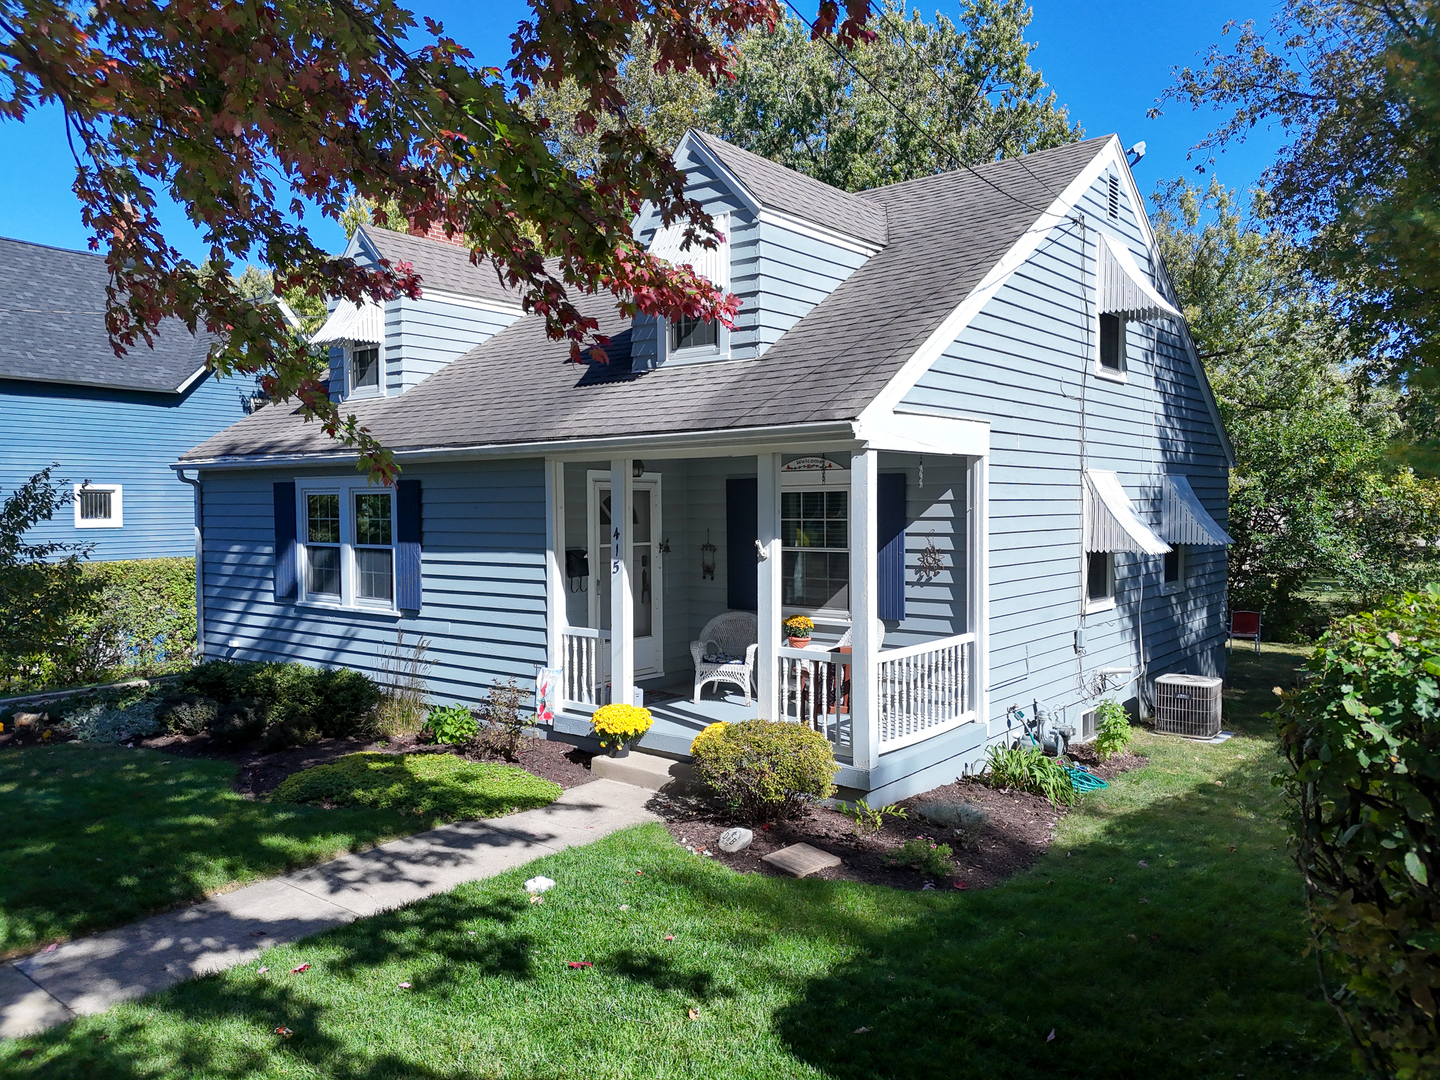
[407,217,468,248]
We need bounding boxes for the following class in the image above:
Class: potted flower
[591,703,653,757]
[783,614,815,648]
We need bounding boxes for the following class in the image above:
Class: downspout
[174,468,205,663]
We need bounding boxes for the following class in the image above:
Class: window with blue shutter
[396,479,423,610]
[877,472,906,621]
[273,481,298,601]
[726,477,758,612]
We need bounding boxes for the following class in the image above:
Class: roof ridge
[858,135,1114,200]
[0,235,104,260]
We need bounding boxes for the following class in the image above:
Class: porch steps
[592,750,700,795]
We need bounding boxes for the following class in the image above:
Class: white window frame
[1162,543,1187,594]
[73,483,123,528]
[779,468,852,621]
[1084,550,1116,614]
[1096,310,1127,382]
[347,343,384,400]
[295,478,397,613]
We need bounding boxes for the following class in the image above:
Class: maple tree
[0,0,873,478]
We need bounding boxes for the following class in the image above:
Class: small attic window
[350,346,380,393]
[1107,175,1120,220]
[671,316,718,352]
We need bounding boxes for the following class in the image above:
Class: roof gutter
[176,419,863,471]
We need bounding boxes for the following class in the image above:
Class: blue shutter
[396,479,423,610]
[273,482,297,602]
[877,472,906,621]
[726,477,758,612]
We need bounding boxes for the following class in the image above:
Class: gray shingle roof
[0,237,213,394]
[689,131,889,247]
[356,226,526,307]
[184,136,1112,463]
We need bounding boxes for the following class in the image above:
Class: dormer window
[350,346,380,393]
[671,316,718,352]
[647,211,731,364]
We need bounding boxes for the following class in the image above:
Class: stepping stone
[761,843,840,878]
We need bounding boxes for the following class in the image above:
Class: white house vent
[1153,673,1223,739]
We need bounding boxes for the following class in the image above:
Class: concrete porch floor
[555,689,759,758]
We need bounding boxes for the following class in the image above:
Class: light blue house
[181,133,1234,801]
[0,237,252,561]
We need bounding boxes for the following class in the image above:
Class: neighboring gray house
[179,132,1233,802]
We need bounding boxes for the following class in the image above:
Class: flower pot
[606,744,631,758]
[788,636,812,649]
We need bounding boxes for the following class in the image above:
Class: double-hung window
[781,488,849,613]
[298,481,395,609]
[1085,551,1115,611]
[350,346,380,394]
[670,316,718,352]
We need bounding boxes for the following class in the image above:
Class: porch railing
[875,632,976,752]
[560,626,610,710]
[776,645,852,759]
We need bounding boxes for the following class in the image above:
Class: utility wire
[780,0,1051,216]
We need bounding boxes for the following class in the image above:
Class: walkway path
[0,778,658,1038]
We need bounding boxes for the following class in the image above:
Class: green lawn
[2,642,1353,1078]
[0,744,556,957]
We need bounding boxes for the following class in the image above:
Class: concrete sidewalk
[0,778,658,1038]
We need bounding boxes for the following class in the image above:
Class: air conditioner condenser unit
[1153,673,1223,739]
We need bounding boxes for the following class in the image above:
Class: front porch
[540,439,990,797]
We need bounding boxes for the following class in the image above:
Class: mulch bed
[653,749,1149,892]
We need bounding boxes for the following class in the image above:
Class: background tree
[1155,0,1440,458]
[711,0,1078,191]
[1154,179,1440,633]
[0,0,879,478]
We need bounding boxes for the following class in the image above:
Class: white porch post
[972,455,990,728]
[755,452,782,719]
[850,447,878,770]
[609,458,635,706]
[545,459,566,671]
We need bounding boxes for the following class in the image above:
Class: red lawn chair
[1229,610,1262,654]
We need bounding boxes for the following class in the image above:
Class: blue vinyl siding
[0,372,252,561]
[901,168,1229,742]
[392,296,520,392]
[199,459,548,702]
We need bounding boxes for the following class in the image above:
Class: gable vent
[1107,174,1120,220]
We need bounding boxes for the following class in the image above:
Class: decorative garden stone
[718,827,753,853]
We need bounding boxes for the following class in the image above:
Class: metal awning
[1099,234,1183,321]
[1163,474,1233,546]
[1084,469,1172,555]
[648,212,730,289]
[310,298,384,346]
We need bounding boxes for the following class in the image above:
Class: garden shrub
[270,752,561,821]
[63,697,163,743]
[211,698,267,745]
[690,719,839,823]
[471,678,529,761]
[69,558,196,680]
[913,798,989,848]
[423,703,479,745]
[884,835,955,877]
[1093,698,1133,762]
[983,744,1077,806]
[173,660,381,747]
[154,694,220,735]
[1273,585,1440,1079]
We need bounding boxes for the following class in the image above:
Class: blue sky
[0,0,1286,262]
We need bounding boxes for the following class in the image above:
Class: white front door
[590,475,663,679]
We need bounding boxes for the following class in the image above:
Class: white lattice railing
[875,632,976,751]
[560,627,610,709]
[776,644,852,759]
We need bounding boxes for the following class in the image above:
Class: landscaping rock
[761,843,841,878]
[12,713,45,729]
[524,875,556,894]
[718,827,753,853]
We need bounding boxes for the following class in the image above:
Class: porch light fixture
[632,460,645,478]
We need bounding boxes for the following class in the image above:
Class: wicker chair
[691,612,760,703]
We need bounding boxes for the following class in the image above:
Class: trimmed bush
[173,660,381,748]
[1274,586,1440,1079]
[270,752,561,821]
[690,719,839,823]
[155,694,220,735]
[211,698,267,745]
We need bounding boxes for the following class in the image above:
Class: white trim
[345,343,384,400]
[173,363,213,395]
[973,456,989,728]
[73,483,122,528]
[608,459,635,704]
[756,452,783,721]
[294,477,398,613]
[1084,551,1116,613]
[416,287,527,319]
[673,131,764,217]
[857,410,990,458]
[755,207,885,258]
[545,460,566,671]
[849,448,878,771]
[590,469,663,682]
[660,315,731,365]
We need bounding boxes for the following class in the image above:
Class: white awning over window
[1163,474,1233,546]
[648,212,730,289]
[1099,234,1183,321]
[310,298,384,346]
[1084,470,1172,555]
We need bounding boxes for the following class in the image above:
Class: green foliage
[1093,699,1133,762]
[983,744,1077,806]
[1153,178,1440,634]
[422,703,479,745]
[172,660,381,748]
[374,631,432,739]
[1274,586,1440,1079]
[884,835,955,877]
[0,467,99,692]
[270,752,560,821]
[912,798,989,847]
[154,694,220,736]
[62,698,163,743]
[71,557,197,678]
[845,799,907,837]
[712,0,1078,193]
[690,719,840,823]
[472,677,530,762]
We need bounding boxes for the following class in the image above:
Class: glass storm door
[590,477,663,678]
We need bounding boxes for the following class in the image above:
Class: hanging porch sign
[783,456,843,473]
